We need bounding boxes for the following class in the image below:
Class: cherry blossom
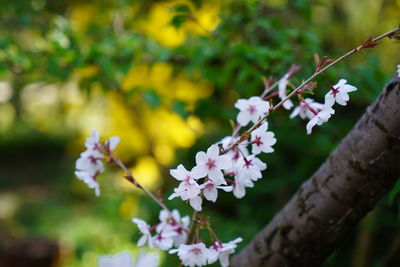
[250,122,277,155]
[200,181,232,202]
[75,170,101,196]
[397,64,400,77]
[210,238,243,267]
[168,165,202,211]
[75,130,120,196]
[98,250,159,267]
[85,129,101,150]
[232,172,254,199]
[170,242,215,267]
[152,232,175,250]
[278,73,294,110]
[324,79,357,106]
[156,209,190,247]
[132,218,153,248]
[289,98,324,120]
[134,250,159,267]
[241,155,267,181]
[192,145,231,185]
[98,251,133,267]
[234,96,270,126]
[306,105,335,134]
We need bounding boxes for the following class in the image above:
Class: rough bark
[231,75,400,267]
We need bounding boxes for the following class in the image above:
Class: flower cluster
[170,238,242,267]
[132,209,190,251]
[98,250,159,267]
[75,130,120,196]
[290,79,357,134]
[168,96,276,212]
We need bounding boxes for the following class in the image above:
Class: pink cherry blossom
[234,96,270,126]
[200,181,232,202]
[168,165,202,211]
[232,172,254,199]
[169,242,215,267]
[290,98,324,120]
[250,122,277,155]
[324,79,357,106]
[210,238,243,267]
[192,145,231,185]
[306,105,335,134]
[240,155,267,181]
[132,218,153,248]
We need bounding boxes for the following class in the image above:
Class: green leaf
[143,90,161,108]
[172,4,191,14]
[172,100,188,118]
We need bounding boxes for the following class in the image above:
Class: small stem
[223,26,400,153]
[112,156,170,212]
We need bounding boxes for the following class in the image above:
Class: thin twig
[112,157,170,212]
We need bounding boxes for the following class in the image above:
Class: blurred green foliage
[0,0,399,266]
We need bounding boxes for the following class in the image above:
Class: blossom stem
[224,26,400,153]
[112,156,170,212]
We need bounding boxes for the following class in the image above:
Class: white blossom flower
[75,130,121,196]
[192,145,231,185]
[85,129,101,150]
[289,98,324,120]
[134,251,159,267]
[75,149,104,174]
[324,79,357,106]
[306,105,335,134]
[170,243,215,267]
[98,251,133,267]
[232,172,254,199]
[152,232,175,250]
[156,209,190,247]
[168,165,202,211]
[98,250,159,267]
[104,136,120,151]
[250,122,277,155]
[210,238,243,267]
[278,73,294,110]
[397,64,400,77]
[200,181,232,202]
[132,218,153,248]
[75,170,100,196]
[241,155,267,181]
[234,96,270,126]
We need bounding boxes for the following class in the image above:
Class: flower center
[253,136,263,146]
[190,247,203,255]
[206,159,216,169]
[248,105,257,114]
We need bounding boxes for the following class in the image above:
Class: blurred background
[0,0,399,266]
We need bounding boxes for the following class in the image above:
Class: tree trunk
[231,75,400,267]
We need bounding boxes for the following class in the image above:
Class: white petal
[106,136,120,150]
[195,151,207,165]
[191,165,208,179]
[189,196,202,211]
[306,116,319,134]
[237,111,251,126]
[203,186,218,202]
[208,169,226,185]
[216,155,231,169]
[207,144,220,158]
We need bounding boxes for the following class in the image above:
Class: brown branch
[231,75,400,267]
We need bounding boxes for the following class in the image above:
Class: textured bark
[231,76,400,267]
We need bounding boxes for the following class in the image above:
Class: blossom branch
[224,26,400,153]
